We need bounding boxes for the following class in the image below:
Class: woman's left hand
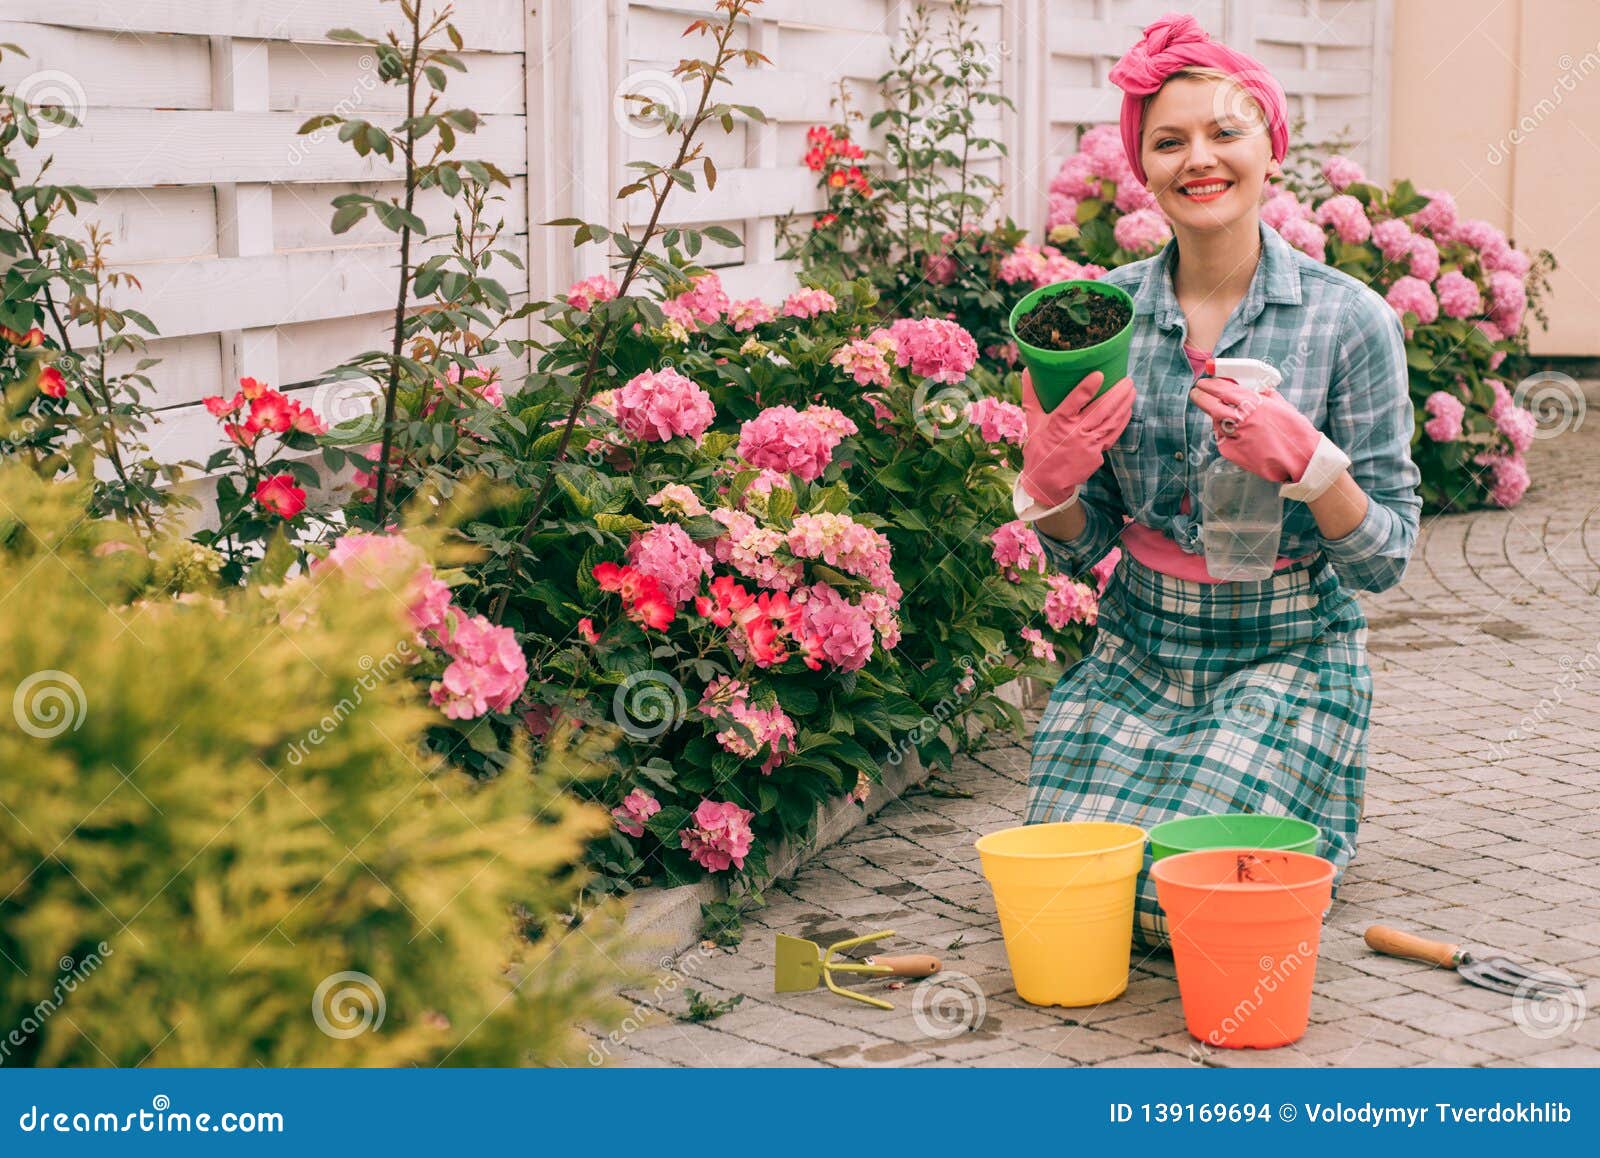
[1189,377,1322,484]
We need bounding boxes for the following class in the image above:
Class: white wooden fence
[0,0,1391,463]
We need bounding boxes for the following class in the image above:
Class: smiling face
[1139,73,1280,231]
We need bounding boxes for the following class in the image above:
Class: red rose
[254,473,307,519]
[39,366,67,398]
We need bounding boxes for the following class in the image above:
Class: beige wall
[1390,0,1600,356]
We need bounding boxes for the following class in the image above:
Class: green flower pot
[1008,280,1136,412]
[1147,813,1321,862]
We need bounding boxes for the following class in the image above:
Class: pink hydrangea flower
[1113,181,1159,214]
[1411,188,1459,238]
[647,483,708,519]
[611,789,661,838]
[565,274,619,312]
[797,583,877,672]
[923,252,958,286]
[1049,152,1100,201]
[613,367,716,443]
[1451,217,1506,254]
[786,512,898,597]
[1079,124,1130,181]
[659,298,700,333]
[1407,234,1441,282]
[1488,270,1526,333]
[1261,189,1312,231]
[315,532,453,637]
[1483,245,1532,278]
[830,335,895,389]
[882,317,978,384]
[1019,626,1057,663]
[706,698,797,775]
[671,272,730,325]
[990,520,1047,582]
[1047,192,1081,229]
[1037,249,1085,286]
[1385,276,1440,328]
[1488,379,1536,453]
[738,405,847,482]
[627,523,714,606]
[1474,450,1530,508]
[781,287,837,318]
[1315,194,1372,245]
[1476,319,1508,370]
[1044,574,1099,629]
[1321,155,1366,191]
[1435,270,1484,319]
[999,244,1048,285]
[679,799,755,872]
[1423,391,1465,443]
[1371,218,1414,263]
[1275,217,1326,261]
[1113,209,1172,256]
[984,342,1019,367]
[727,298,776,332]
[965,397,1027,445]
[710,508,803,590]
[429,612,529,719]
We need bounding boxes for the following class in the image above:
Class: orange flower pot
[1151,848,1335,1049]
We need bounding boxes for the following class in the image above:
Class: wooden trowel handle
[867,954,941,977]
[1364,925,1460,968]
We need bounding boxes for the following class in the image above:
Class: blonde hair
[1139,66,1266,142]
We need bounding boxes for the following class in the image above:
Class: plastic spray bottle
[1198,357,1285,582]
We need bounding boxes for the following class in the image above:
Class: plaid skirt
[1026,549,1371,949]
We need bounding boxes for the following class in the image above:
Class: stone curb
[619,679,1038,962]
[621,747,928,960]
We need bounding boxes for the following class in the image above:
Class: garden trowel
[1364,925,1586,998]
[774,929,941,1011]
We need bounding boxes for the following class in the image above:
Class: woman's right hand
[1019,368,1136,508]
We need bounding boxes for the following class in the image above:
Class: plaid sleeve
[1318,289,1423,593]
[1035,459,1127,578]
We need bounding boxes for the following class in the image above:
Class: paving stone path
[612,379,1600,1068]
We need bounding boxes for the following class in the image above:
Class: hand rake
[774,930,941,1010]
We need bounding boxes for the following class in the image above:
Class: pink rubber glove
[1020,368,1136,507]
[1189,376,1321,484]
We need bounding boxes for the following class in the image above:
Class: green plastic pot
[1147,814,1321,862]
[1008,279,1136,412]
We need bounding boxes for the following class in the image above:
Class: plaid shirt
[1037,219,1422,594]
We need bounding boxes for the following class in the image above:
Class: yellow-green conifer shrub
[0,467,624,1065]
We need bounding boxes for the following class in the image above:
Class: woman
[1017,13,1422,947]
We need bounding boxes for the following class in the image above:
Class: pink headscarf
[1107,11,1288,186]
